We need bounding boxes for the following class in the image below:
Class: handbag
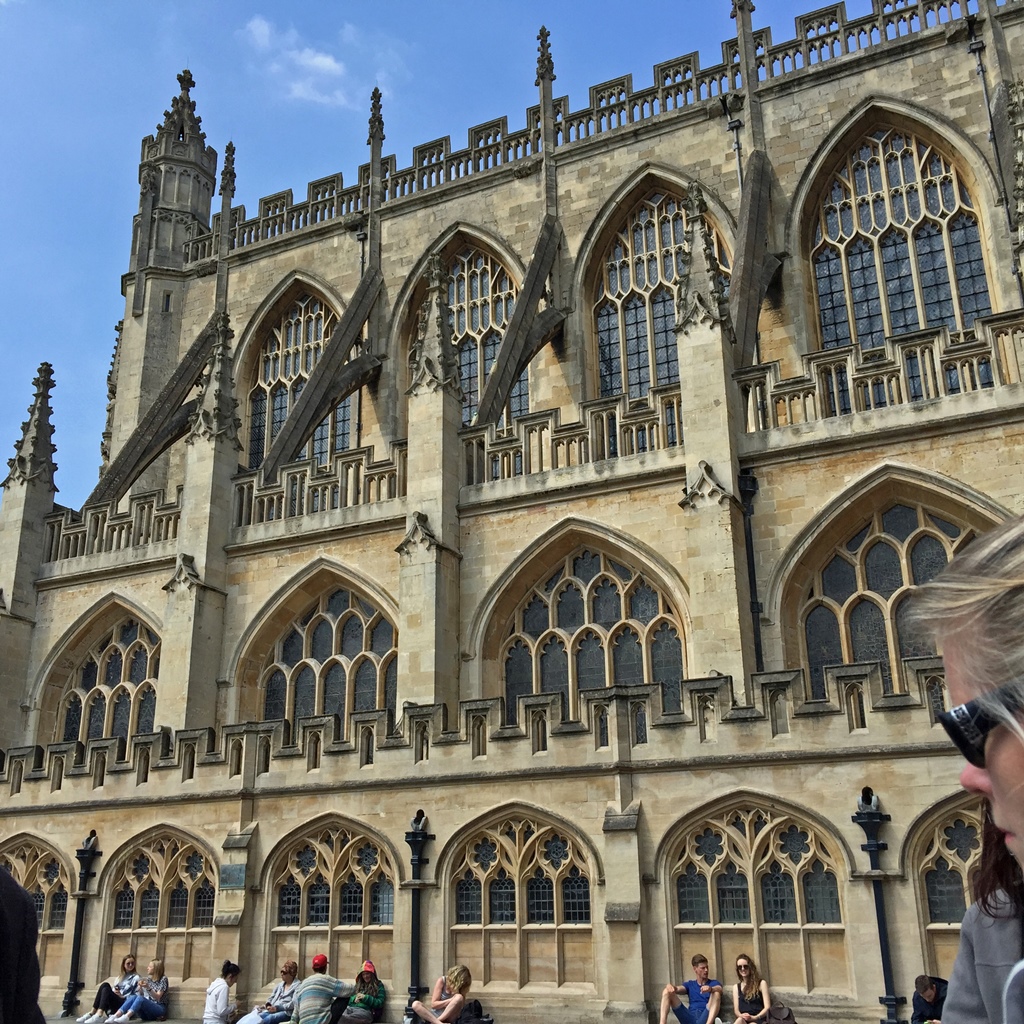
[767,1001,798,1024]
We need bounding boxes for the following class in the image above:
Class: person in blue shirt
[658,954,723,1024]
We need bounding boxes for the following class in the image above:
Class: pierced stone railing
[45,491,181,563]
[232,443,407,528]
[181,0,981,263]
[462,386,682,486]
[736,312,1024,432]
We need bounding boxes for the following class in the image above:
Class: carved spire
[535,26,556,86]
[407,255,460,396]
[100,322,122,474]
[1010,79,1023,240]
[157,68,206,143]
[4,363,57,490]
[187,314,242,448]
[676,183,733,339]
[219,141,236,198]
[368,87,385,145]
[730,0,756,17]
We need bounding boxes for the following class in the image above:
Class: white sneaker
[87,1012,107,1023]
[77,1013,93,1022]
[105,1016,122,1023]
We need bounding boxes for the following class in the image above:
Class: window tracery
[594,190,731,401]
[261,586,397,734]
[811,128,992,350]
[668,805,844,989]
[60,616,161,748]
[800,503,970,700]
[106,831,216,965]
[0,839,71,934]
[247,293,357,470]
[446,248,526,427]
[448,815,592,988]
[502,548,684,725]
[270,823,397,974]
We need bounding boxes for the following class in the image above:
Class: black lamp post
[403,811,435,1024]
[852,792,906,1024]
[62,830,102,1017]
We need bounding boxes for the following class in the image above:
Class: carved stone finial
[407,255,461,397]
[187,314,242,449]
[139,164,158,198]
[675,183,733,339]
[535,26,556,86]
[100,324,122,474]
[162,553,203,593]
[1009,79,1023,238]
[679,460,735,510]
[219,141,236,198]
[367,87,385,145]
[730,0,755,18]
[395,510,461,559]
[3,362,57,491]
[158,68,206,143]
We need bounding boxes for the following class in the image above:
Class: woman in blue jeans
[237,960,300,1024]
[108,960,168,1022]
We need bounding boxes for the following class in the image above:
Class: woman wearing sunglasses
[731,956,770,1024]
[919,515,1024,1023]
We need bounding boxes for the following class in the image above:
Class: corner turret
[130,70,218,282]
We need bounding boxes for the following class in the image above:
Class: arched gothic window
[811,128,992,350]
[0,839,71,976]
[60,616,161,748]
[448,815,592,988]
[269,823,397,976]
[502,548,684,725]
[800,502,970,700]
[669,805,844,990]
[445,248,526,427]
[913,801,983,975]
[247,293,357,470]
[105,832,216,970]
[261,586,397,735]
[594,190,731,400]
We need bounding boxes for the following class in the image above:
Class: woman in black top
[732,955,770,1023]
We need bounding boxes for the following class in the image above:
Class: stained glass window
[925,857,967,923]
[456,872,482,924]
[526,870,555,923]
[803,860,841,923]
[716,865,751,924]
[677,865,711,923]
[489,871,517,924]
[811,128,991,349]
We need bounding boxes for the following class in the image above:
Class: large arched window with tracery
[668,804,845,992]
[811,128,992,350]
[446,248,526,427]
[800,502,972,700]
[269,822,396,981]
[59,616,160,749]
[0,839,71,971]
[911,800,983,976]
[448,814,593,989]
[261,586,397,735]
[247,293,357,469]
[502,547,684,725]
[105,831,217,976]
[594,190,730,401]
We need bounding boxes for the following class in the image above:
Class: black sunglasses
[937,684,1024,767]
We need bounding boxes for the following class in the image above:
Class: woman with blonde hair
[107,959,168,1022]
[411,966,471,1024]
[915,513,1024,1022]
[732,955,770,1023]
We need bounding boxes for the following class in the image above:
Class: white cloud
[288,81,352,107]
[289,47,344,76]
[244,16,272,51]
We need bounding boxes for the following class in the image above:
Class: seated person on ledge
[911,975,947,1024]
[659,954,723,1024]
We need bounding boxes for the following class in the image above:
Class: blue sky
[0,0,856,508]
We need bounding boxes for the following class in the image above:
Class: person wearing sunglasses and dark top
[916,514,1024,1024]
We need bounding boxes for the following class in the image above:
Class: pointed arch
[465,516,690,708]
[30,593,163,748]
[229,558,399,727]
[0,834,74,943]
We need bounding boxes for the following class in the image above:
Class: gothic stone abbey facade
[2,1,1024,1021]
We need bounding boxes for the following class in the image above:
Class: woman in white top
[204,961,242,1024]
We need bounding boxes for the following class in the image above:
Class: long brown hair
[735,954,763,1001]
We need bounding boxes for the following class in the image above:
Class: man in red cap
[290,955,354,1024]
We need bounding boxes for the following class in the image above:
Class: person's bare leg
[705,989,721,1024]
[436,995,465,1024]
[660,984,681,1024]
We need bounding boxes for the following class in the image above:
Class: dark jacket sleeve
[0,869,47,1024]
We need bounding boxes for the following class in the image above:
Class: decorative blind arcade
[503,548,684,725]
[595,190,730,401]
[811,128,991,350]
[248,293,355,470]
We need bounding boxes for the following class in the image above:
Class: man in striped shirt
[291,956,355,1024]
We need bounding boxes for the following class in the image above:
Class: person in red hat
[290,955,354,1024]
[339,961,386,1023]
